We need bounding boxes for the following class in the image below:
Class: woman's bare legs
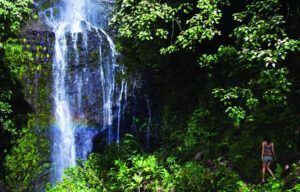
[262,162,267,182]
[267,161,275,178]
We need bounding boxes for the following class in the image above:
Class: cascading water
[38,0,128,183]
[146,97,151,152]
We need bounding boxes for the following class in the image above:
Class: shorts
[262,156,273,163]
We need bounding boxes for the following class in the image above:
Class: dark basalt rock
[19,27,55,115]
[19,13,149,155]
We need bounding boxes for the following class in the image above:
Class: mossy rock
[39,0,59,11]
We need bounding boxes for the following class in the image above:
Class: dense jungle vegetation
[1,0,300,191]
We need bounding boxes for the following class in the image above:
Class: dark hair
[263,135,272,144]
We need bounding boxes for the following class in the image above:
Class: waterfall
[116,79,127,144]
[146,97,151,152]
[131,79,138,134]
[39,0,127,183]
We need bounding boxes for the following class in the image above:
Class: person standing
[261,136,276,182]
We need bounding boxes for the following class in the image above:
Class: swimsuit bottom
[262,156,273,163]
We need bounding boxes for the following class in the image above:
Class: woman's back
[263,142,273,156]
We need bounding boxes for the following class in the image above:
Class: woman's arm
[272,143,276,158]
[261,142,264,160]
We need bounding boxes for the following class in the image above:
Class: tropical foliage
[1,0,300,191]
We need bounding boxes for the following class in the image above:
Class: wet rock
[19,28,55,114]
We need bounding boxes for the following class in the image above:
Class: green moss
[46,10,51,17]
[53,7,59,17]
[39,0,59,11]
[89,50,100,66]
[115,71,129,85]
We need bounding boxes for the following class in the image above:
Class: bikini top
[263,143,273,156]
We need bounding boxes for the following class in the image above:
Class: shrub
[285,161,300,191]
[175,160,239,192]
[108,154,175,191]
[47,154,107,192]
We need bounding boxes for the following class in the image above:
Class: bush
[5,126,49,191]
[47,154,107,192]
[237,179,284,192]
[184,109,216,155]
[285,161,300,191]
[175,160,239,192]
[48,152,242,192]
[108,154,175,191]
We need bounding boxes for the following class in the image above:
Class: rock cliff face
[62,29,116,126]
[20,29,54,116]
[20,0,153,168]
[22,1,133,181]
[20,28,118,123]
[21,0,118,125]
